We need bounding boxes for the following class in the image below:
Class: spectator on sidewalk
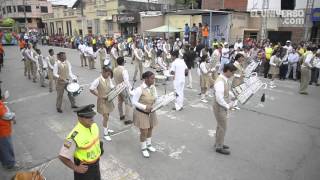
[0,85,20,170]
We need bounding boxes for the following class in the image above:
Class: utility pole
[260,0,269,41]
[23,0,27,31]
[303,0,315,41]
[80,0,85,37]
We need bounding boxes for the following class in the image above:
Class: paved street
[0,45,320,180]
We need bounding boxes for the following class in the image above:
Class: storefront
[113,13,140,37]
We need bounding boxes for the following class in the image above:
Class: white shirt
[37,55,48,70]
[157,57,167,70]
[134,49,143,61]
[84,46,94,57]
[200,62,208,75]
[234,42,243,50]
[111,47,119,59]
[47,55,55,70]
[89,75,115,91]
[284,45,293,54]
[170,58,188,82]
[132,82,158,110]
[269,55,278,66]
[214,74,230,109]
[211,49,221,62]
[117,66,132,90]
[53,61,76,80]
[163,43,170,54]
[303,51,314,68]
[221,48,229,58]
[288,52,299,64]
[78,44,86,54]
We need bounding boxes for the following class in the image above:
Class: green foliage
[4,32,12,43]
[0,18,15,27]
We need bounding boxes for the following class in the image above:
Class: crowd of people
[0,30,319,179]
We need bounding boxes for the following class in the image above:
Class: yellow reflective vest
[265,47,273,60]
[67,122,101,164]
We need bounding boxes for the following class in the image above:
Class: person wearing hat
[132,71,158,158]
[89,66,115,141]
[59,104,103,180]
[111,42,119,70]
[53,52,78,113]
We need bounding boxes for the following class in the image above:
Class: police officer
[59,104,103,180]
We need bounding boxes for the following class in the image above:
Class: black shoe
[57,108,63,113]
[120,116,125,120]
[124,120,133,125]
[223,145,230,149]
[71,105,79,108]
[216,148,230,155]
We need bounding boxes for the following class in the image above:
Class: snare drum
[155,75,167,84]
[66,82,83,96]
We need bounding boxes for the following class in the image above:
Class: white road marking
[8,92,50,104]
[153,141,190,160]
[100,155,141,180]
[190,102,210,109]
[168,145,186,160]
[208,129,216,137]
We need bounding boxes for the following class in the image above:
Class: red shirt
[0,100,12,137]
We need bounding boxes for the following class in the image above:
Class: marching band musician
[111,43,119,70]
[78,41,87,67]
[114,57,133,125]
[149,44,157,69]
[96,43,107,70]
[24,43,38,82]
[132,71,158,158]
[269,50,282,88]
[144,40,151,67]
[163,39,172,65]
[219,42,230,74]
[22,44,32,80]
[47,49,56,92]
[84,42,96,70]
[118,41,126,58]
[53,52,78,113]
[90,66,115,141]
[213,63,237,155]
[232,53,245,87]
[133,44,144,81]
[35,49,47,88]
[299,47,316,95]
[156,50,168,71]
[199,55,211,103]
[170,50,188,111]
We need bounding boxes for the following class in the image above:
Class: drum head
[67,83,80,93]
[155,75,167,80]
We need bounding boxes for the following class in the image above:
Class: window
[27,18,32,23]
[2,8,5,14]
[36,6,39,9]
[25,6,31,12]
[17,5,24,12]
[40,6,48,13]
[13,6,16,12]
[6,6,11,13]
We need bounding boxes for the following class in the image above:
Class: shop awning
[146,25,183,33]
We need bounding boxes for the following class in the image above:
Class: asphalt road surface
[0,45,320,180]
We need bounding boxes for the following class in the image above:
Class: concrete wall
[202,0,248,11]
[140,15,164,34]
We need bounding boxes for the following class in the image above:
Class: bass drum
[66,82,83,96]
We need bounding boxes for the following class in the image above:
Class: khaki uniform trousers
[80,53,87,66]
[30,61,37,81]
[133,60,143,81]
[117,91,132,120]
[299,67,311,93]
[48,69,55,91]
[213,102,228,148]
[56,80,75,109]
[87,56,95,69]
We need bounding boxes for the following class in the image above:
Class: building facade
[0,0,53,31]
[43,0,166,37]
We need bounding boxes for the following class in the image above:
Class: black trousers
[74,158,101,180]
[263,60,270,78]
[310,67,319,84]
[279,64,288,79]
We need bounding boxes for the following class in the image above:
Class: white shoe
[147,145,156,152]
[108,129,114,133]
[208,94,213,98]
[201,99,208,103]
[142,149,150,158]
[104,135,112,141]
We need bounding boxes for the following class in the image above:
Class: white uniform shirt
[47,55,56,70]
[157,57,167,70]
[89,75,115,91]
[170,58,188,82]
[84,46,94,57]
[214,74,230,109]
[200,62,208,75]
[111,47,119,59]
[53,61,76,80]
[132,82,158,110]
[234,42,243,50]
[116,66,132,90]
[78,44,86,54]
[221,48,230,58]
[303,51,314,68]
